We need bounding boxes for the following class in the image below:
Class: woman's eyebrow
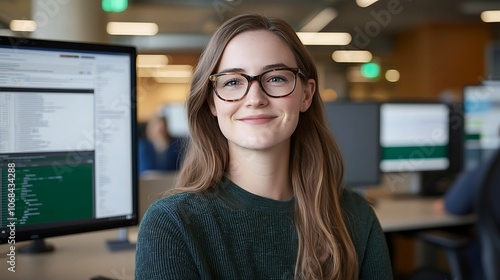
[217,67,244,74]
[262,63,291,71]
[217,63,293,74]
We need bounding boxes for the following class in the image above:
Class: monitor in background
[324,102,381,188]
[379,102,463,196]
[379,103,451,173]
[463,84,500,170]
[0,36,138,253]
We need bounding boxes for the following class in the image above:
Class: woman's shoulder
[340,188,374,213]
[339,188,389,270]
[339,189,379,233]
[143,191,217,224]
[149,191,213,213]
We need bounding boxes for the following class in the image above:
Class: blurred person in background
[138,115,186,175]
[433,125,500,280]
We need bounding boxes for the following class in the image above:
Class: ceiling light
[102,0,128,12]
[136,54,169,68]
[361,62,380,78]
[300,8,338,32]
[356,0,379,8]
[10,20,37,32]
[296,32,351,45]
[332,50,373,63]
[481,10,500,22]
[385,69,400,82]
[107,22,158,36]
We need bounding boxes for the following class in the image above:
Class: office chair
[416,148,500,280]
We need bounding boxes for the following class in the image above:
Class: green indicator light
[102,0,128,13]
[361,63,380,79]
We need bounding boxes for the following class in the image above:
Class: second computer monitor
[379,103,451,173]
[463,84,500,170]
[325,102,380,188]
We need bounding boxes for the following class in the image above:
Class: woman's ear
[208,99,217,117]
[300,79,315,112]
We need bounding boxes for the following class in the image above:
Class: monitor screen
[379,103,450,173]
[324,102,380,188]
[0,36,138,247]
[463,84,500,170]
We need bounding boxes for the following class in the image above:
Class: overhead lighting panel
[137,54,169,68]
[356,0,379,8]
[332,50,373,63]
[481,10,500,22]
[10,20,37,32]
[300,8,338,32]
[296,32,351,45]
[107,22,158,36]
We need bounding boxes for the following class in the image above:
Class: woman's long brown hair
[172,13,358,280]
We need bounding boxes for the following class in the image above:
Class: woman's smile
[237,114,277,125]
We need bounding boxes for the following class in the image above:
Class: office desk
[372,196,476,270]
[373,196,475,232]
[0,228,138,280]
[0,196,475,280]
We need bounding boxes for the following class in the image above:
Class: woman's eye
[223,79,243,87]
[268,76,287,83]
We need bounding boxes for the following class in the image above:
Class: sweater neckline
[215,177,295,212]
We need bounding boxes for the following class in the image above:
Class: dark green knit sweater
[135,177,392,279]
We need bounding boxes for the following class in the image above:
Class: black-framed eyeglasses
[209,67,303,102]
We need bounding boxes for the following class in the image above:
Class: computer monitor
[463,84,500,170]
[379,102,451,173]
[379,102,465,195]
[324,101,381,188]
[0,36,138,252]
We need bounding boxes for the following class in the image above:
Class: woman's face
[209,30,315,153]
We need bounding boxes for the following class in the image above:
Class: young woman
[135,13,392,280]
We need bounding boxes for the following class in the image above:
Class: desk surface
[0,196,475,279]
[0,228,138,280]
[373,196,475,232]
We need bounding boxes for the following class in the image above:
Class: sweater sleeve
[135,199,200,280]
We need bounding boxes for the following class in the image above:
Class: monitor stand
[106,227,135,251]
[420,170,458,196]
[384,172,422,196]
[19,239,54,254]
